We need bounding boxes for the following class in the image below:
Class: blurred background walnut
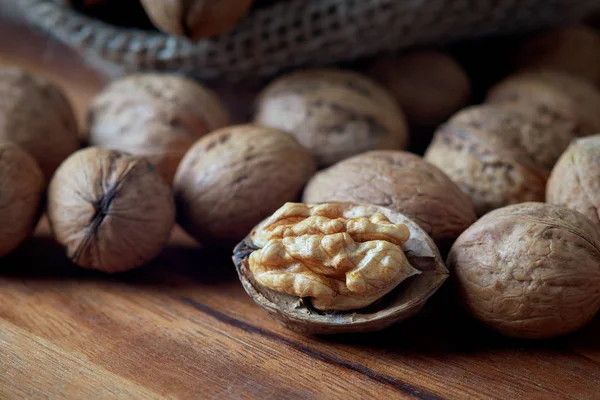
[0,142,44,257]
[254,69,408,168]
[87,73,231,184]
[47,147,176,272]
[449,203,600,339]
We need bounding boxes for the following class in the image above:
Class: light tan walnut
[486,70,600,137]
[174,124,316,245]
[88,73,231,184]
[303,150,476,249]
[254,69,408,167]
[0,143,44,257]
[547,135,600,229]
[233,202,449,334]
[0,67,79,183]
[449,203,600,339]
[366,51,471,128]
[47,147,176,272]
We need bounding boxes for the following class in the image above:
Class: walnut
[0,67,79,183]
[88,73,231,184]
[547,135,600,229]
[47,147,176,272]
[303,150,476,250]
[424,120,548,216]
[233,202,448,334]
[448,202,600,339]
[366,51,471,128]
[174,124,316,245]
[254,69,409,167]
[0,143,44,257]
[139,0,253,40]
[514,25,600,85]
[486,70,600,137]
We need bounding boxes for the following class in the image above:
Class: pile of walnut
[2,23,600,338]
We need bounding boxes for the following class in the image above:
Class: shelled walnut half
[233,202,448,334]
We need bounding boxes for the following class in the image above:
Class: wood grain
[1,10,600,400]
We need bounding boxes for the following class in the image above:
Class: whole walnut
[88,73,231,184]
[254,69,409,167]
[486,70,600,137]
[139,0,253,40]
[174,124,316,245]
[547,135,600,229]
[366,51,471,128]
[449,203,600,339]
[0,67,79,183]
[0,143,44,257]
[47,147,176,272]
[514,25,600,85]
[303,150,476,250]
[233,202,448,334]
[424,119,548,216]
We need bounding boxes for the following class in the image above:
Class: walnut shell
[303,150,476,249]
[88,73,231,184]
[0,143,44,257]
[448,104,573,170]
[47,147,176,272]
[424,122,548,216]
[448,202,600,339]
[254,69,409,167]
[0,67,79,183]
[233,202,448,334]
[173,124,316,245]
[515,25,600,85]
[547,135,600,229]
[486,70,600,137]
[366,51,471,128]
[139,0,253,40]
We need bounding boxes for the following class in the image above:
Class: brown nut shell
[173,124,316,245]
[424,122,548,216]
[366,51,471,128]
[0,143,44,257]
[254,69,408,167]
[233,202,449,335]
[0,67,79,183]
[88,73,231,184]
[515,25,600,85]
[303,150,476,249]
[547,135,600,228]
[139,0,253,40]
[47,147,176,272]
[486,70,600,137]
[448,202,600,339]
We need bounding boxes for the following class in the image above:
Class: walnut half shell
[233,202,448,334]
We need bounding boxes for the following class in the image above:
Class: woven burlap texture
[19,0,600,82]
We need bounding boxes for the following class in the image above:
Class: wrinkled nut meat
[233,202,448,334]
[88,73,231,184]
[303,150,476,249]
[139,0,253,40]
[47,147,176,272]
[449,203,600,339]
[515,25,600,85]
[486,70,600,137]
[254,69,409,167]
[366,51,471,128]
[174,124,316,245]
[424,113,548,216]
[0,143,44,257]
[0,67,79,183]
[547,135,600,229]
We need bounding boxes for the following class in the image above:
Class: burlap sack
[18,0,600,83]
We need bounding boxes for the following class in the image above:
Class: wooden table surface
[2,8,600,400]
